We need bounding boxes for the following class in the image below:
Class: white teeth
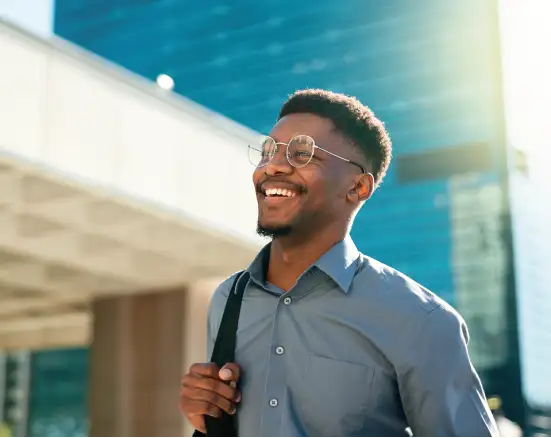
[264,188,296,197]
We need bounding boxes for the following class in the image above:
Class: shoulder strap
[209,271,249,367]
[194,270,249,437]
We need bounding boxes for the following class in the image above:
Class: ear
[347,173,375,203]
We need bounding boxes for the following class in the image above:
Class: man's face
[253,113,365,239]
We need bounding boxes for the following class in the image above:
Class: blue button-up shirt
[207,236,498,436]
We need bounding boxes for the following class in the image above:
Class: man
[180,89,498,436]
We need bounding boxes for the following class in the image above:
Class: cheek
[302,169,337,205]
[299,167,346,208]
[316,171,349,204]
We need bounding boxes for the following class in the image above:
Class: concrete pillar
[90,289,187,437]
[181,279,221,437]
[90,280,221,437]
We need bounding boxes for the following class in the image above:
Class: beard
[256,222,293,239]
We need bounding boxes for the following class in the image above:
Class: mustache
[256,179,308,195]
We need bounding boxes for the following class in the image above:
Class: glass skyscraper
[17,0,542,435]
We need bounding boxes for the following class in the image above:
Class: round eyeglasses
[248,135,366,173]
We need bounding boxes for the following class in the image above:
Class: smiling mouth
[263,188,297,198]
[259,187,301,205]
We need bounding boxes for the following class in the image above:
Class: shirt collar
[247,243,271,285]
[246,235,361,294]
[314,235,360,293]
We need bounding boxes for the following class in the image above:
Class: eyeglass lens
[248,135,315,168]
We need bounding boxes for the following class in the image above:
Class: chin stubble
[256,222,293,239]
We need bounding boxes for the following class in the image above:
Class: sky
[0,0,54,37]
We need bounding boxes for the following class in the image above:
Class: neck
[267,223,349,291]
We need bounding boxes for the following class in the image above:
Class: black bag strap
[193,270,249,437]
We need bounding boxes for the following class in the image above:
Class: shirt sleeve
[206,305,216,362]
[397,305,499,437]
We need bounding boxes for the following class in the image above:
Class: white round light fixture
[156,74,174,91]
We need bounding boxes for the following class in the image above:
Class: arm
[397,305,499,437]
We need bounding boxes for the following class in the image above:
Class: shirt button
[269,398,278,407]
[275,346,285,355]
[283,297,292,305]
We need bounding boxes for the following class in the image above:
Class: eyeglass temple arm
[315,146,367,174]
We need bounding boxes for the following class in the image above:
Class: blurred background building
[1,0,550,436]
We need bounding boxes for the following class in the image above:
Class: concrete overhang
[0,19,265,349]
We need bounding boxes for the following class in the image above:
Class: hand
[180,362,242,434]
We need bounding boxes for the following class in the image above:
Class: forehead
[269,113,343,147]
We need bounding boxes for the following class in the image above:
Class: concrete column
[90,289,187,437]
[181,279,221,437]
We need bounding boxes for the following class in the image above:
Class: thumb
[218,362,241,382]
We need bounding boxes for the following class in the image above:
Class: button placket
[260,295,287,435]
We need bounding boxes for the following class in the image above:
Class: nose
[264,145,293,176]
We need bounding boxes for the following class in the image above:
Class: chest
[233,288,405,436]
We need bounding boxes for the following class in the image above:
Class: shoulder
[354,254,468,342]
[210,272,240,307]
[355,255,471,371]
[207,271,244,328]
[355,254,448,316]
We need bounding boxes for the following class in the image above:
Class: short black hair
[278,89,392,186]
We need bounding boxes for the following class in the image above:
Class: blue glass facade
[27,348,89,437]
[44,0,523,432]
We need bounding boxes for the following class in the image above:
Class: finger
[182,374,238,402]
[179,402,207,433]
[189,416,206,435]
[182,387,237,415]
[189,362,220,379]
[225,381,241,402]
[218,362,241,382]
[185,399,222,419]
